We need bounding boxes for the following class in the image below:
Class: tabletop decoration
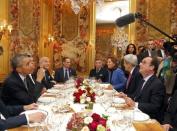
[67,112,110,131]
[73,79,96,104]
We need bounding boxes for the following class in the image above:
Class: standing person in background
[122,43,137,78]
[89,59,108,82]
[54,57,77,83]
[125,43,137,55]
[106,57,127,92]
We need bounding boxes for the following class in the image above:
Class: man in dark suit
[138,40,157,63]
[1,54,44,105]
[89,59,108,82]
[54,57,77,83]
[33,57,56,89]
[0,99,46,130]
[125,57,165,122]
[123,54,141,97]
[163,90,177,131]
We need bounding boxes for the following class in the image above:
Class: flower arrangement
[73,79,96,104]
[67,112,110,131]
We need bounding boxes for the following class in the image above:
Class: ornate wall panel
[171,0,177,35]
[96,24,114,63]
[53,1,90,73]
[135,0,149,44]
[9,0,40,60]
[148,0,171,39]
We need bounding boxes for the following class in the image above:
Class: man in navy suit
[54,57,77,83]
[125,57,165,122]
[1,54,45,105]
[0,100,46,130]
[123,54,141,97]
[89,59,108,82]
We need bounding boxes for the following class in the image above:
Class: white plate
[133,112,150,122]
[113,97,125,104]
[100,83,110,88]
[38,97,56,103]
[47,89,60,94]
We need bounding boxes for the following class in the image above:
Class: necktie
[64,69,69,81]
[23,78,28,91]
[134,79,145,101]
[126,73,132,89]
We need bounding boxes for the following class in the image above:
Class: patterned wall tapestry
[96,25,114,64]
[135,0,148,45]
[9,0,40,61]
[52,0,89,72]
[171,0,177,35]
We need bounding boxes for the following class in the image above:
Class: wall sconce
[48,34,54,42]
[44,34,54,47]
[0,20,13,40]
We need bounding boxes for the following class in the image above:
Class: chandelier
[53,0,104,14]
[111,27,128,53]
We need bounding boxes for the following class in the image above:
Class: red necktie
[126,73,132,89]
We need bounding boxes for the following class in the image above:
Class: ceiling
[96,0,129,23]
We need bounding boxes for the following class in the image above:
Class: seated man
[33,57,56,89]
[1,54,44,105]
[89,59,108,82]
[125,57,165,122]
[0,100,46,130]
[123,54,141,97]
[54,57,77,83]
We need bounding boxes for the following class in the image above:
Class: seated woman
[106,57,127,92]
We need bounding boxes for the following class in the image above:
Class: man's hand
[125,97,135,107]
[23,103,38,110]
[28,112,46,123]
[162,124,173,131]
[115,92,127,98]
[36,68,45,82]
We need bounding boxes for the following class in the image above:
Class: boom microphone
[115,13,136,27]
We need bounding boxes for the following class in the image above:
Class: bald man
[34,57,56,89]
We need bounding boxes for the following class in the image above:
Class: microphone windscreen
[115,13,135,27]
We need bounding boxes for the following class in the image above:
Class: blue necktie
[64,69,69,81]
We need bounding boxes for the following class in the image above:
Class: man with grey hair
[33,57,56,89]
[122,54,141,97]
[1,54,43,105]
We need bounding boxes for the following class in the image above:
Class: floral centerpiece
[73,78,96,104]
[67,112,110,131]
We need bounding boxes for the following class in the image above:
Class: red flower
[88,121,99,131]
[99,118,107,127]
[91,113,101,122]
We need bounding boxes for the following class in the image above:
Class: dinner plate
[99,83,110,88]
[38,97,56,103]
[113,97,125,104]
[133,112,150,122]
[47,89,60,94]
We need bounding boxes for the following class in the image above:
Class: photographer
[162,43,177,131]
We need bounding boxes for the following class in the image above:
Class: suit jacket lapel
[135,75,155,100]
[13,71,29,92]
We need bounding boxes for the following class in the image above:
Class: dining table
[8,80,164,131]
